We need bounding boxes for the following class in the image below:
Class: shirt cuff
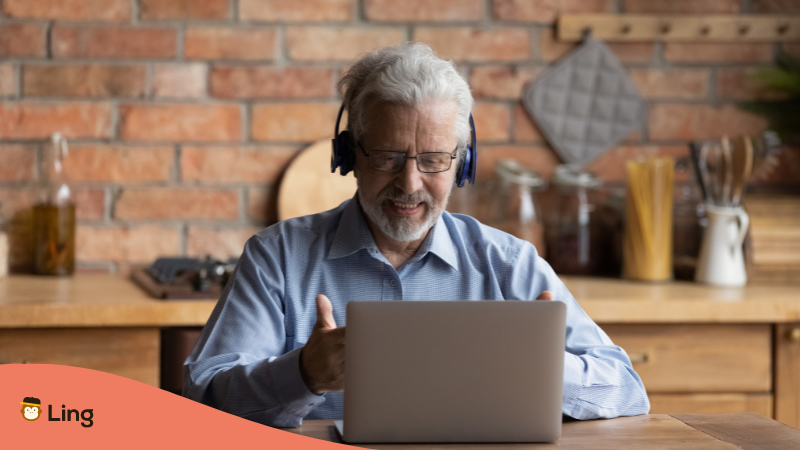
[269,347,326,418]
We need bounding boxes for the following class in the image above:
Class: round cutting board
[277,139,358,221]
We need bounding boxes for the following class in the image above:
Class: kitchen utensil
[278,139,358,221]
[695,204,749,287]
[730,136,754,206]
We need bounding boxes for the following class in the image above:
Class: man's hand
[299,294,346,394]
[536,290,554,301]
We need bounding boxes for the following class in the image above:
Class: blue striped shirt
[184,197,650,427]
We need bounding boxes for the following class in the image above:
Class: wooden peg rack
[558,14,800,42]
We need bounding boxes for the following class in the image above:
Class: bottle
[0,200,8,278]
[33,132,75,276]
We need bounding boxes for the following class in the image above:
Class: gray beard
[358,185,450,243]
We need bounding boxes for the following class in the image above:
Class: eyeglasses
[358,142,458,173]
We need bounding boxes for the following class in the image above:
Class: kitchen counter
[0,274,798,429]
[1,274,799,327]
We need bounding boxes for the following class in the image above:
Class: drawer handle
[628,353,650,364]
[790,328,800,342]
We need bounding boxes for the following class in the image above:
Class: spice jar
[33,132,75,276]
[543,165,612,276]
[487,160,546,256]
[0,201,8,278]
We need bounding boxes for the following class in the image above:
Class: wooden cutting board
[277,139,358,221]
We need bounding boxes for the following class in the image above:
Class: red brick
[0,24,47,57]
[252,103,341,142]
[494,0,613,23]
[0,63,15,96]
[153,63,207,99]
[665,43,774,64]
[752,0,800,13]
[115,188,239,220]
[0,102,112,139]
[240,0,353,21]
[187,226,262,260]
[513,103,543,142]
[140,0,229,20]
[623,0,740,13]
[470,66,541,100]
[540,29,653,63]
[63,145,173,182]
[76,225,181,262]
[211,66,333,100]
[185,27,276,61]
[477,145,559,182]
[287,27,405,61]
[415,27,530,62]
[586,145,688,182]
[649,104,768,141]
[715,67,789,101]
[246,186,278,223]
[52,26,177,59]
[73,188,105,220]
[182,146,300,184]
[3,0,131,21]
[0,145,36,181]
[628,68,708,100]
[472,102,511,142]
[23,64,146,98]
[365,0,483,21]
[119,104,241,142]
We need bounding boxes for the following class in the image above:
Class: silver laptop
[336,300,566,444]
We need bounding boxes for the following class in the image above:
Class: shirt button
[389,280,397,287]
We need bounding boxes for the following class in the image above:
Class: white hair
[338,42,474,164]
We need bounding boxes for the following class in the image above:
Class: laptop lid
[342,300,566,443]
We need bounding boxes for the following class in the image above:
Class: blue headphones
[331,104,477,187]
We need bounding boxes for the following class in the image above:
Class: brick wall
[0,0,798,273]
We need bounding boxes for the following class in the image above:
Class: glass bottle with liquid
[33,132,75,276]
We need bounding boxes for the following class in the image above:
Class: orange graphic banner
[0,364,350,449]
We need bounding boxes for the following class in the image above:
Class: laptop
[336,300,566,444]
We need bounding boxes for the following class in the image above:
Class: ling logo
[19,396,94,427]
[20,397,42,421]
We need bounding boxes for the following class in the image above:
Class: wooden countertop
[0,274,216,327]
[0,274,798,327]
[286,413,800,449]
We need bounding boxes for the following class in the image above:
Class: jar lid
[495,159,545,188]
[553,164,601,188]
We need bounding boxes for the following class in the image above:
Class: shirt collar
[327,195,459,271]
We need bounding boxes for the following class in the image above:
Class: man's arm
[182,235,325,427]
[509,244,650,420]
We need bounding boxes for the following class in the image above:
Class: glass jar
[487,160,546,256]
[543,164,615,276]
[33,132,75,276]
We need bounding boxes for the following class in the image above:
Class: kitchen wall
[0,0,798,273]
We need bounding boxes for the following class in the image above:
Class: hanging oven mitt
[522,35,647,167]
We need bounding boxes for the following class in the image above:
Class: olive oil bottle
[33,133,75,276]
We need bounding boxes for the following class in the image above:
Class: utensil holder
[695,204,749,287]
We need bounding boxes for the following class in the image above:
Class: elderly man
[184,43,649,427]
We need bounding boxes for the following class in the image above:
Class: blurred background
[0,0,798,275]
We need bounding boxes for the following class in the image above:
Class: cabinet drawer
[0,327,159,386]
[649,393,773,417]
[602,324,771,392]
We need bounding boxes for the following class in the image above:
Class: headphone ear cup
[334,130,355,176]
[457,146,471,188]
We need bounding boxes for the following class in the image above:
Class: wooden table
[1,274,799,427]
[286,413,800,449]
